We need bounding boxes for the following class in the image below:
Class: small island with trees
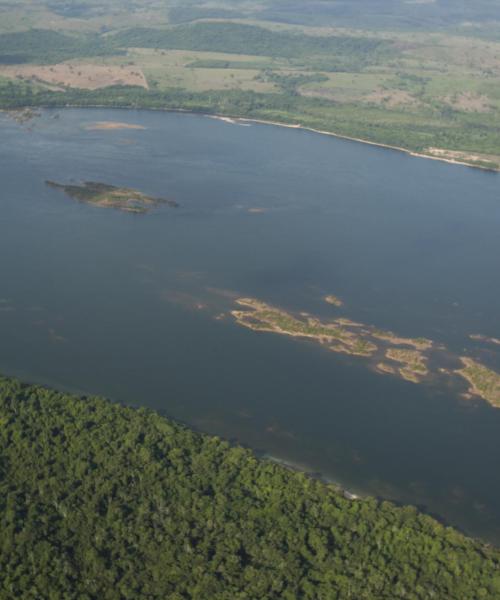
[45,180,178,213]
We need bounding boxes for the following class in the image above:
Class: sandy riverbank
[231,116,500,172]
[204,112,499,172]
[9,103,497,172]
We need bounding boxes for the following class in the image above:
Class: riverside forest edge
[2,85,500,173]
[1,375,500,599]
[2,17,500,172]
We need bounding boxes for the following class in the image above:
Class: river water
[1,108,499,542]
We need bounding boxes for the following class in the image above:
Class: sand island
[324,294,343,307]
[86,121,146,131]
[46,181,178,214]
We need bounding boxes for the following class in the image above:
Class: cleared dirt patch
[300,86,420,108]
[0,63,148,90]
[441,92,492,113]
[363,89,420,108]
[425,147,500,168]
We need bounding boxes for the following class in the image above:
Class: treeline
[251,0,500,32]
[0,29,122,65]
[2,81,500,163]
[0,22,389,71]
[187,59,269,70]
[0,376,499,599]
[111,22,391,61]
[256,70,329,95]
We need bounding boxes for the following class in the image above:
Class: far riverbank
[4,104,499,173]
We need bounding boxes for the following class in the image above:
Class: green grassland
[1,376,500,599]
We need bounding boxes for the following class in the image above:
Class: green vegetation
[232,298,353,343]
[1,375,500,599]
[186,59,267,70]
[385,349,429,383]
[232,0,500,33]
[111,23,390,63]
[0,29,121,64]
[1,81,499,168]
[46,180,178,213]
[458,358,500,408]
[256,70,329,96]
[0,6,500,168]
[228,295,500,399]
[351,339,378,358]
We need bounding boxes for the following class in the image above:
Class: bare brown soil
[0,63,148,90]
[425,147,499,167]
[363,89,420,108]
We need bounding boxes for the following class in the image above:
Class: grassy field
[0,1,499,168]
[125,49,278,93]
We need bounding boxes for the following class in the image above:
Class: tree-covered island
[45,180,178,213]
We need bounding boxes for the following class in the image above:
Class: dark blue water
[1,108,499,542]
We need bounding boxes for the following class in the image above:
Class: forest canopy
[0,376,499,599]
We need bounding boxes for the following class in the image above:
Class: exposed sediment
[324,294,343,307]
[385,348,428,383]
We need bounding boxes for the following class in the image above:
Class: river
[1,108,499,542]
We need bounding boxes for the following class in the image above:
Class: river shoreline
[4,104,499,173]
[226,116,500,173]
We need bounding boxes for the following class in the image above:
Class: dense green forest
[0,376,500,599]
[0,29,121,65]
[110,22,391,63]
[242,0,500,33]
[0,23,389,67]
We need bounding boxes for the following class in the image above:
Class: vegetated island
[232,297,378,358]
[458,358,500,408]
[229,295,500,405]
[45,180,178,213]
[231,297,429,375]
[1,375,500,599]
[385,348,429,384]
